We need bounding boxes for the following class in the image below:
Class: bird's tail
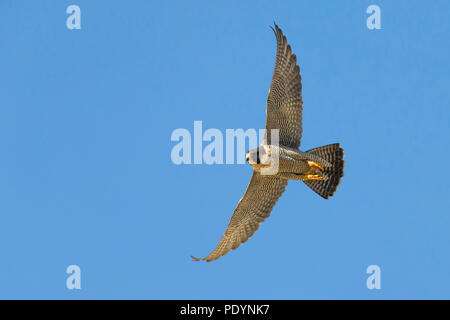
[304,143,344,199]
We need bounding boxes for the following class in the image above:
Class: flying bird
[192,23,345,262]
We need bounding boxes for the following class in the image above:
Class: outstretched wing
[265,23,303,149]
[192,172,288,262]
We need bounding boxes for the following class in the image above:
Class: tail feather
[304,143,344,199]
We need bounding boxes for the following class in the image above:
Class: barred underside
[304,143,345,199]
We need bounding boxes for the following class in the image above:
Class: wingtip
[190,255,203,262]
[269,21,279,34]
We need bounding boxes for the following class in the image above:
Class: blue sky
[1,0,449,299]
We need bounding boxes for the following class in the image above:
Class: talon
[307,161,324,171]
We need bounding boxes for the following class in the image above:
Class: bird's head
[246,147,267,167]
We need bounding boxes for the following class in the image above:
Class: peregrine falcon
[192,23,345,262]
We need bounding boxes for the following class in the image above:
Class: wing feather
[265,23,303,149]
[191,172,288,262]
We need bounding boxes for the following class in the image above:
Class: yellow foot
[306,174,325,180]
[307,161,324,171]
